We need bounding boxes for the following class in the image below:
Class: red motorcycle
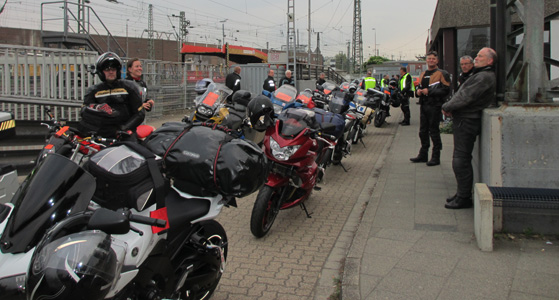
[250,107,337,238]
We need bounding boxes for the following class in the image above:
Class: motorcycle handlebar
[129,214,167,228]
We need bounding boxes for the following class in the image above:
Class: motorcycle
[250,108,336,238]
[372,88,392,128]
[327,90,355,169]
[265,84,298,116]
[346,89,376,146]
[0,129,262,299]
[188,83,232,123]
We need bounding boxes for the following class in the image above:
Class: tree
[364,55,390,66]
[335,53,348,71]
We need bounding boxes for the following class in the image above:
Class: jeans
[418,104,442,152]
[452,116,482,198]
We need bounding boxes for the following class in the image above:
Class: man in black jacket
[442,47,497,209]
[410,51,451,166]
[278,70,295,87]
[226,66,242,93]
[316,72,326,87]
[456,55,474,91]
[398,67,414,125]
[263,69,276,93]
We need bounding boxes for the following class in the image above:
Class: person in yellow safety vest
[399,67,415,125]
[380,75,389,88]
[360,69,377,90]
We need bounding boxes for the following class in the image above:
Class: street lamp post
[372,28,376,58]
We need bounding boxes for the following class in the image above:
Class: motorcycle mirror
[88,64,96,75]
[88,208,130,234]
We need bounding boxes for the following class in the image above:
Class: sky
[0,0,438,61]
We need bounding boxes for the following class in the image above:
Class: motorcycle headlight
[273,104,283,116]
[270,137,300,161]
[197,106,213,117]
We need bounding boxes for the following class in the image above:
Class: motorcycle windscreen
[0,154,95,254]
[321,82,336,95]
[329,91,348,114]
[277,108,317,137]
[272,85,298,105]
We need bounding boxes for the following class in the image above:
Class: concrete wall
[478,105,559,189]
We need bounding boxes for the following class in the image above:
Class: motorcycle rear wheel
[250,185,281,238]
[173,220,228,300]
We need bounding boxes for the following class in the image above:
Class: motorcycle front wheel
[250,185,282,238]
[173,220,228,300]
[374,111,386,128]
[350,125,360,144]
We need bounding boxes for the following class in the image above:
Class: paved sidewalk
[341,103,559,300]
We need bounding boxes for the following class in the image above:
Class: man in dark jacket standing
[279,70,295,87]
[410,51,451,166]
[456,55,474,91]
[442,47,497,209]
[263,69,276,93]
[398,67,415,125]
[226,66,242,93]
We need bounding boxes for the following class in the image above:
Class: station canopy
[180,43,267,64]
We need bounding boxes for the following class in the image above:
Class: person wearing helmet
[79,52,145,139]
[247,95,275,132]
[125,58,154,111]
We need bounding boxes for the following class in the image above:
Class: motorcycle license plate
[271,162,294,178]
[357,106,366,113]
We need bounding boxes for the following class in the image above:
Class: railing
[41,1,126,56]
[0,45,208,122]
[1,45,98,102]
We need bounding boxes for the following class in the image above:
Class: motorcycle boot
[426,150,440,166]
[446,194,457,203]
[410,148,428,163]
[445,195,473,209]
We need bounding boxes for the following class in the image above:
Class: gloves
[89,103,113,115]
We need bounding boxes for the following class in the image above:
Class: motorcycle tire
[173,220,228,300]
[374,111,386,128]
[250,185,282,238]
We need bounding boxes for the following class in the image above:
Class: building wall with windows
[427,0,559,91]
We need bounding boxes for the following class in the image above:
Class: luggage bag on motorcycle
[312,108,345,139]
[85,142,166,211]
[144,122,268,197]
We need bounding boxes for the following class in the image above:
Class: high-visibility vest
[380,78,388,88]
[400,73,415,92]
[363,77,377,90]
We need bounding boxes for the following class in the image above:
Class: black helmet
[95,52,122,82]
[27,231,123,300]
[247,95,274,132]
[389,79,398,88]
[232,90,252,107]
[348,83,358,94]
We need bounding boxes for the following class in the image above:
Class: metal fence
[0,44,225,122]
